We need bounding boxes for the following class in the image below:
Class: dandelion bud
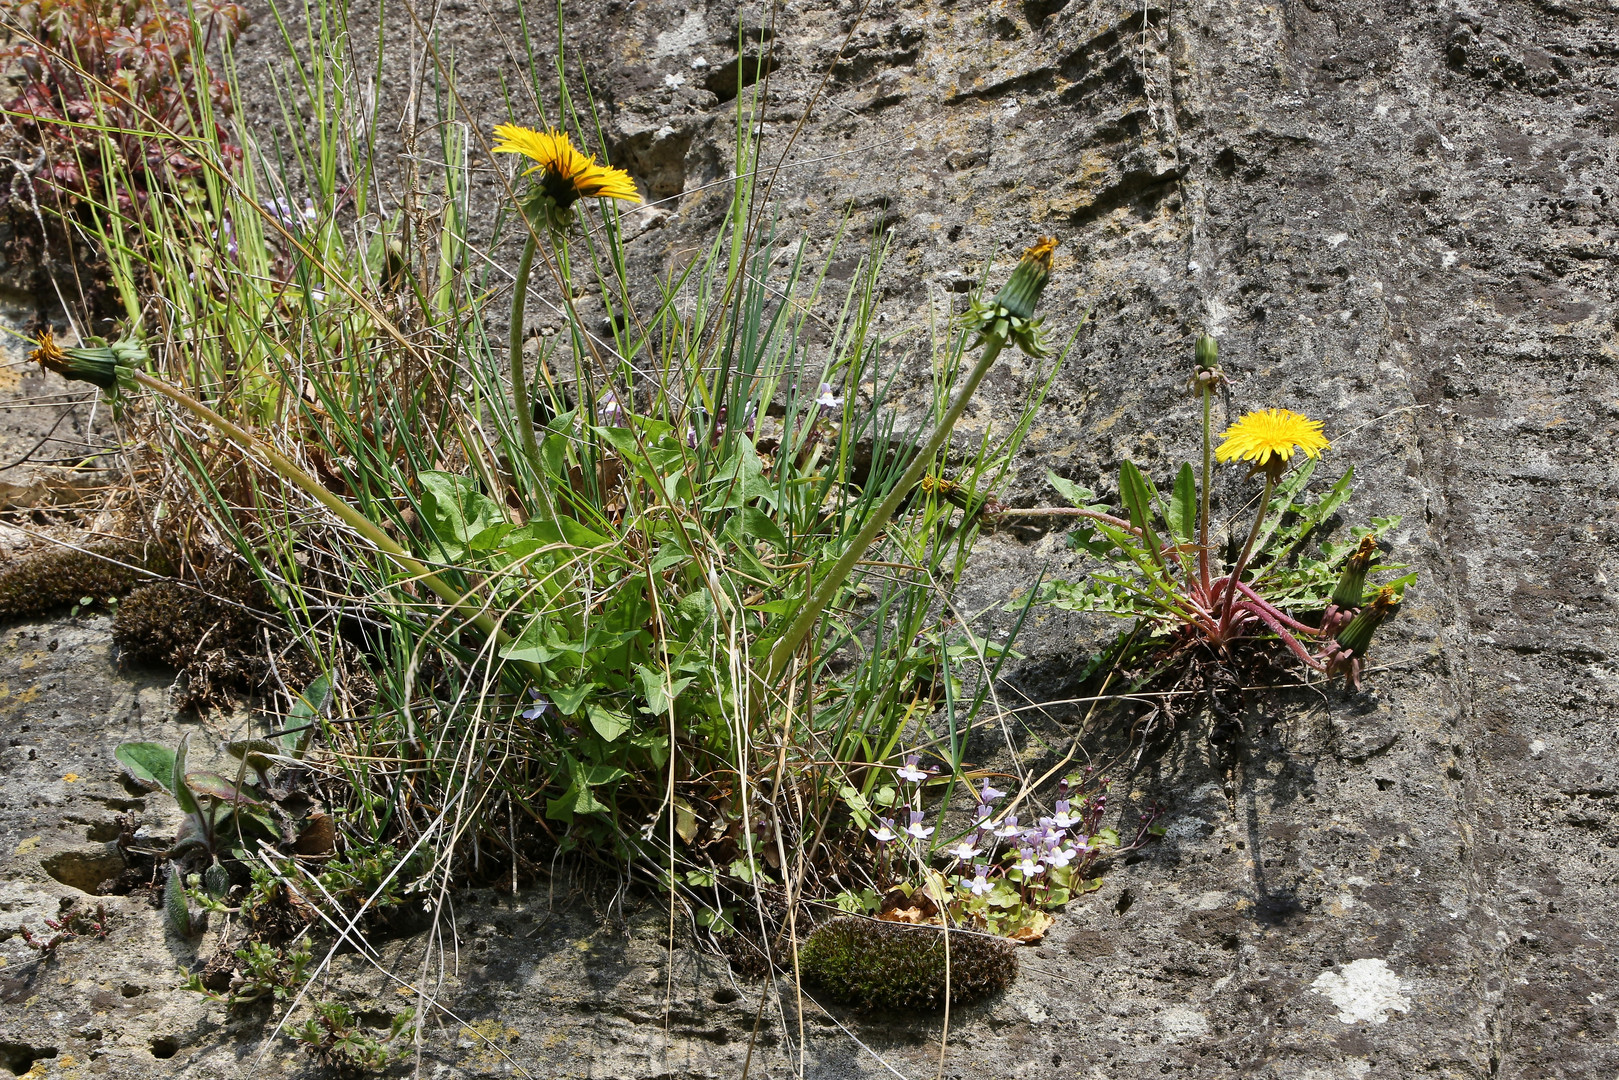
[1333,585,1398,659]
[963,237,1059,358]
[1329,534,1380,611]
[1195,333,1218,371]
[31,330,145,392]
[1321,586,1401,688]
[990,236,1057,321]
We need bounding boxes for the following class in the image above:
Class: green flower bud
[962,237,1060,358]
[990,236,1057,321]
[1330,534,1380,611]
[1333,585,1398,658]
[1195,333,1218,371]
[31,330,145,391]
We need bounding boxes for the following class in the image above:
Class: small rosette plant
[1031,334,1414,688]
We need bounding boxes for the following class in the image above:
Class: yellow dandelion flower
[492,124,641,209]
[1215,408,1330,469]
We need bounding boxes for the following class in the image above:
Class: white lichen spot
[1309,958,1411,1024]
[663,73,686,89]
[1530,739,1546,757]
[1441,250,1459,268]
[1326,232,1349,248]
[1159,1007,1210,1041]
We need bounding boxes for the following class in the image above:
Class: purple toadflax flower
[1052,799,1079,829]
[978,779,1007,803]
[896,754,929,784]
[1015,847,1043,878]
[903,809,935,842]
[869,817,898,844]
[968,865,992,896]
[522,689,553,720]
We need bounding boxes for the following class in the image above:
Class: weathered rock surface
[4,0,1617,1076]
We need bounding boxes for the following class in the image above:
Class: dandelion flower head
[493,124,641,209]
[1215,408,1330,469]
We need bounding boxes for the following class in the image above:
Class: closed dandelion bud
[1195,334,1218,372]
[990,236,1058,321]
[1333,585,1399,659]
[31,330,145,391]
[964,236,1060,358]
[1330,534,1380,611]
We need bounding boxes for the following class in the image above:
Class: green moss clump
[799,917,1017,1011]
[0,540,159,620]
[112,580,257,669]
[112,579,314,708]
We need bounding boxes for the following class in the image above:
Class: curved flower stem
[131,371,545,685]
[509,232,543,477]
[987,505,1139,532]
[1232,580,1320,636]
[1219,472,1274,634]
[764,331,1008,686]
[1238,601,1327,671]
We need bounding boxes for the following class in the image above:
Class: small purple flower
[522,689,553,721]
[896,754,928,784]
[815,382,842,412]
[869,817,898,844]
[212,217,238,258]
[945,836,981,861]
[268,196,319,233]
[968,865,992,896]
[992,814,1020,840]
[598,389,625,427]
[902,809,935,842]
[1052,799,1079,829]
[978,779,1006,803]
[1045,843,1076,870]
[1015,846,1043,878]
[975,801,994,822]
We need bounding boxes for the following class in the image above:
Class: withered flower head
[32,329,144,392]
[964,236,1061,358]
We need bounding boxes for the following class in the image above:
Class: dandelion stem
[1221,471,1274,632]
[130,371,545,684]
[1198,386,1213,594]
[509,232,544,477]
[764,330,1008,685]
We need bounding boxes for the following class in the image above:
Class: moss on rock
[799,917,1017,1011]
[112,579,314,708]
[0,539,160,620]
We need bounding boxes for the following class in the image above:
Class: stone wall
[2,0,1615,1076]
